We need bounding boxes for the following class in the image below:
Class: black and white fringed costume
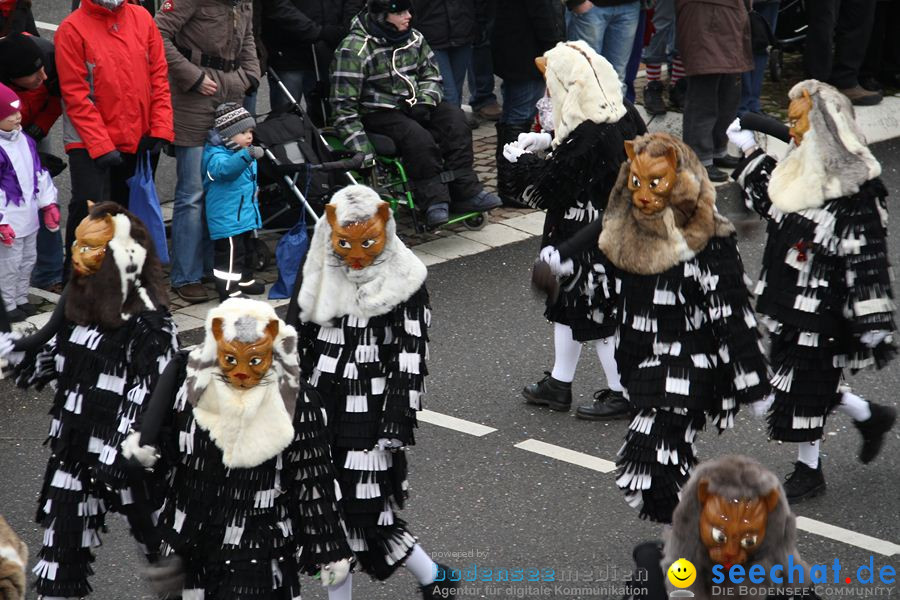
[297,186,433,584]
[733,81,896,493]
[121,299,351,599]
[594,134,769,524]
[0,203,177,598]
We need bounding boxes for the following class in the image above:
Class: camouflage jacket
[330,14,443,159]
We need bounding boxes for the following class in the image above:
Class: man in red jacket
[55,0,174,279]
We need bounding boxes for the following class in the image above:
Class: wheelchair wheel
[769,48,783,82]
[252,238,273,271]
[463,213,486,231]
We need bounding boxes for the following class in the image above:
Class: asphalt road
[2,4,898,598]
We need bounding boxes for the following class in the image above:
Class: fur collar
[599,134,733,275]
[299,187,427,325]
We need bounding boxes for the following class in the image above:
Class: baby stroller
[767,0,807,82]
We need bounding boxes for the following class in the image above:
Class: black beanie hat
[367,0,411,16]
[0,33,44,81]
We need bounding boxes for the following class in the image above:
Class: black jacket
[410,0,477,49]
[261,0,363,71]
[492,0,564,81]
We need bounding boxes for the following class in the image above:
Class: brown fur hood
[599,133,734,275]
[0,516,27,600]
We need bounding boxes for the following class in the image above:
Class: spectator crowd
[0,0,897,317]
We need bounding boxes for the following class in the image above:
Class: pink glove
[0,224,15,247]
[41,205,61,232]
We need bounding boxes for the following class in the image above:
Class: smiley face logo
[667,558,697,588]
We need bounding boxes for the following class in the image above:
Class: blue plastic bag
[127,152,170,264]
[268,213,309,300]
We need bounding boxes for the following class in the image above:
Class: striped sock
[671,57,685,83]
[646,63,662,82]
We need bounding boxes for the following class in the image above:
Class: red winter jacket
[55,0,174,158]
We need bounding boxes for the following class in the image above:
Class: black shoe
[784,460,826,504]
[712,154,741,169]
[6,308,26,323]
[16,303,37,316]
[854,402,897,464]
[705,165,728,183]
[422,565,459,599]
[522,372,572,411]
[575,389,632,421]
[643,81,667,115]
[668,79,687,110]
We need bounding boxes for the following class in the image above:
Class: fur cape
[299,185,427,326]
[768,80,881,213]
[182,298,302,468]
[599,133,734,275]
[543,40,627,147]
[66,202,169,330]
[663,456,810,600]
[0,516,26,600]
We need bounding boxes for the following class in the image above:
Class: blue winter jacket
[202,130,261,241]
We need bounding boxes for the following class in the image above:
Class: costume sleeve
[733,149,776,218]
[378,287,430,445]
[123,313,179,438]
[330,41,375,159]
[288,383,352,572]
[154,0,206,93]
[144,11,176,142]
[557,218,603,260]
[698,235,770,430]
[416,39,443,107]
[205,149,255,181]
[54,22,116,158]
[839,186,897,364]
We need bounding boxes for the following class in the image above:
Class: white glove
[0,331,24,379]
[502,142,528,164]
[750,394,774,419]
[319,558,351,588]
[376,438,404,451]
[726,118,758,153]
[120,430,160,468]
[861,330,892,348]
[517,131,552,153]
[539,245,575,277]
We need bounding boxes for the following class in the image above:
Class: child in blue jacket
[203,103,265,301]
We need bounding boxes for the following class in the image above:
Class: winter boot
[854,402,897,464]
[783,460,826,504]
[643,81,667,115]
[522,372,572,411]
[421,564,459,599]
[575,388,632,421]
[668,79,687,110]
[495,121,533,208]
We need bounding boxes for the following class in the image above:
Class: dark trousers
[64,149,159,281]
[805,0,877,88]
[682,73,741,165]
[362,101,481,209]
[861,0,900,81]
[213,231,255,300]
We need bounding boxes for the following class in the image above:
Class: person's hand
[726,118,757,154]
[0,224,15,247]
[142,555,185,597]
[571,0,593,14]
[376,438,403,451]
[247,145,265,160]
[41,205,60,232]
[861,330,892,348]
[318,559,351,588]
[517,131,552,153]
[95,150,123,170]
[539,245,574,277]
[319,24,345,47]
[137,136,168,156]
[198,75,218,96]
[749,394,774,419]
[502,142,528,164]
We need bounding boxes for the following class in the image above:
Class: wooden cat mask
[71,201,114,277]
[698,479,780,569]
[325,201,391,270]
[624,140,678,217]
[212,317,278,389]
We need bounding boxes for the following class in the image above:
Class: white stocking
[404,544,438,586]
[326,572,353,600]
[550,323,582,382]
[594,336,623,392]
[837,391,872,422]
[797,440,820,469]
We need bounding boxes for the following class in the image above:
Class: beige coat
[155,0,260,147]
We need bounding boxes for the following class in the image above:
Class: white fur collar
[298,217,427,326]
[192,376,294,468]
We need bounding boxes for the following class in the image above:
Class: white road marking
[796,516,900,557]
[514,439,617,474]
[35,21,58,31]
[417,410,496,437]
